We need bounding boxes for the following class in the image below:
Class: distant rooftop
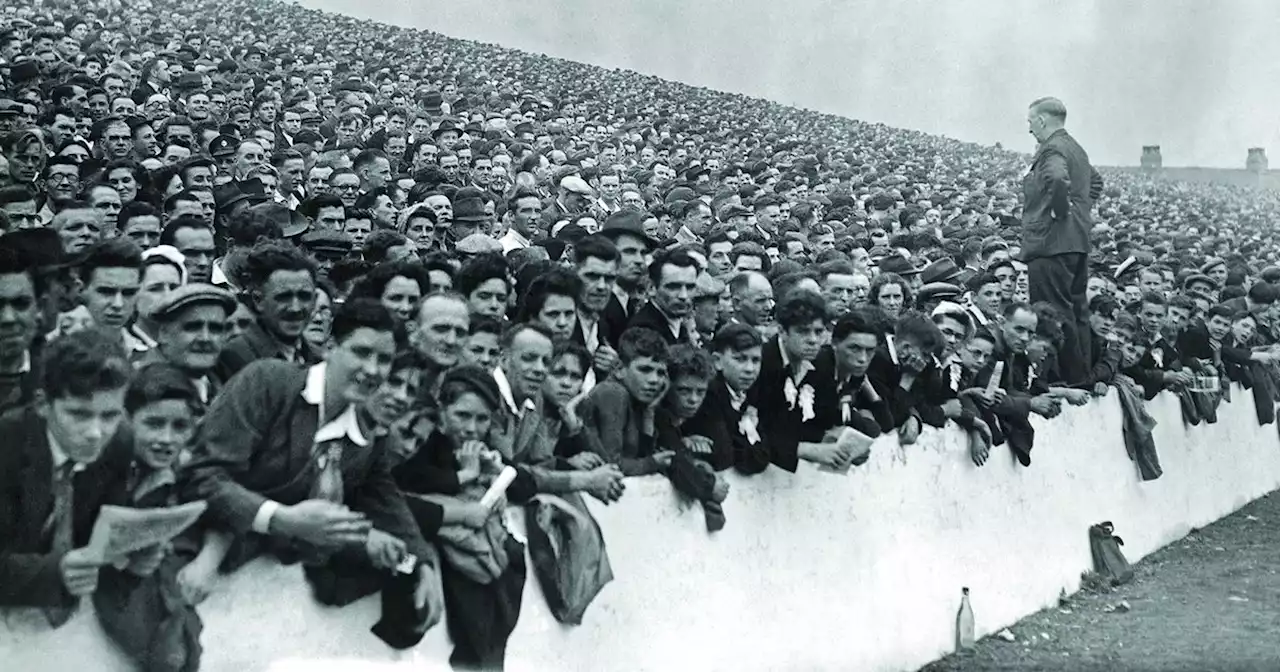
[1104,166,1280,190]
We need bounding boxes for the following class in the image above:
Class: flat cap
[456,233,503,255]
[149,283,236,321]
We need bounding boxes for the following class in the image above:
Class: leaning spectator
[184,299,442,650]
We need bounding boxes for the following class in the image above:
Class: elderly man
[1022,97,1103,385]
[135,284,237,404]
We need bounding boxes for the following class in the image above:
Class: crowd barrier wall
[5,386,1280,672]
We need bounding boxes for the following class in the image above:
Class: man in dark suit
[571,235,622,378]
[749,291,853,472]
[215,240,324,382]
[684,324,772,475]
[0,330,140,625]
[627,247,700,345]
[184,299,442,649]
[1022,96,1104,385]
[599,208,658,347]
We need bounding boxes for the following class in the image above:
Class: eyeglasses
[46,173,78,184]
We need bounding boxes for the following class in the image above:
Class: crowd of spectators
[5,0,1280,669]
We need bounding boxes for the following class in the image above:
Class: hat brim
[600,227,660,249]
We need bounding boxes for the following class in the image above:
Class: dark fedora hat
[919,257,962,285]
[877,254,920,276]
[599,208,660,249]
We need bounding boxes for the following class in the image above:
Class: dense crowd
[5,0,1280,670]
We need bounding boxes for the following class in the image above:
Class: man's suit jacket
[626,303,693,345]
[680,375,771,474]
[601,293,638,349]
[749,337,839,472]
[182,360,430,564]
[0,406,130,609]
[570,312,615,353]
[215,320,322,384]
[1021,128,1103,260]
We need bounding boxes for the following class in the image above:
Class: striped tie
[43,462,76,627]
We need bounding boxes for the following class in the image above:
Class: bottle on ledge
[956,587,975,651]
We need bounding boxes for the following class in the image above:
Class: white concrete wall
[5,387,1280,672]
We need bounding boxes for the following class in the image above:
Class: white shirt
[493,367,537,419]
[577,311,600,352]
[251,363,367,534]
[500,228,531,253]
[47,430,86,475]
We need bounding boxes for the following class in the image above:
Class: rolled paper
[480,465,519,509]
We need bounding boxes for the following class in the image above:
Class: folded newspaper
[84,502,207,564]
[819,427,874,474]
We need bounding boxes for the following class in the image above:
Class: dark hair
[0,185,36,207]
[617,326,670,365]
[729,241,770,271]
[893,311,944,356]
[1089,293,1120,319]
[1247,282,1278,305]
[775,290,829,329]
[241,239,318,290]
[126,363,202,414]
[647,247,700,285]
[162,190,201,214]
[349,260,431,302]
[456,254,509,298]
[41,328,131,400]
[362,229,410,263]
[331,297,401,345]
[832,308,883,343]
[1139,291,1166,309]
[158,215,211,246]
[572,234,619,265]
[437,364,503,416]
[469,314,503,337]
[869,272,911,308]
[77,237,143,285]
[710,322,764,353]
[667,344,713,382]
[119,200,159,226]
[552,341,592,378]
[353,148,389,173]
[516,267,581,323]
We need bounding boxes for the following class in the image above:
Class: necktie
[43,462,76,627]
[312,442,344,504]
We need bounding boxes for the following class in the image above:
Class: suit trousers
[1028,252,1091,385]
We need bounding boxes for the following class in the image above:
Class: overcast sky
[299,0,1279,168]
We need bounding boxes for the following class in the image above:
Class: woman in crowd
[392,366,526,671]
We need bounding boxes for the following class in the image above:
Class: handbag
[525,492,614,624]
[1088,521,1134,586]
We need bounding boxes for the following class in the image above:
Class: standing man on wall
[1022,97,1103,385]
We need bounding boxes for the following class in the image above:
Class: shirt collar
[676,225,703,245]
[777,337,814,382]
[502,228,530,249]
[493,367,537,418]
[47,429,86,473]
[611,283,633,309]
[725,381,748,411]
[302,362,368,447]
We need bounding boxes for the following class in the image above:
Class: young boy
[752,291,850,471]
[657,345,731,531]
[0,329,142,626]
[579,326,678,475]
[461,315,503,372]
[687,323,771,475]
